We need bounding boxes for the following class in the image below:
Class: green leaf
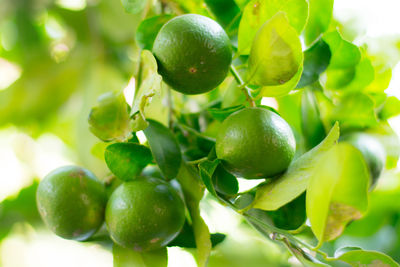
[335,249,400,267]
[252,122,339,211]
[379,96,400,120]
[297,38,331,88]
[306,143,369,246]
[265,192,306,230]
[0,49,85,127]
[143,119,182,180]
[170,0,209,15]
[131,50,163,132]
[257,65,303,97]
[366,122,400,169]
[303,0,334,46]
[323,30,361,69]
[249,193,306,230]
[276,91,303,135]
[168,221,226,248]
[212,164,239,196]
[325,55,375,91]
[88,92,133,142]
[247,12,303,87]
[113,244,167,267]
[301,88,326,150]
[104,143,153,181]
[208,105,245,122]
[204,0,241,30]
[198,159,239,197]
[199,159,220,197]
[136,15,174,50]
[365,61,392,93]
[120,0,147,14]
[0,181,41,241]
[330,92,378,130]
[176,162,210,267]
[343,56,374,91]
[238,0,308,54]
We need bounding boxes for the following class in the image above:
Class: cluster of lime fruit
[36,14,384,252]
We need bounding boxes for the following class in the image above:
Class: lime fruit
[152,14,232,95]
[105,177,185,251]
[36,166,107,241]
[341,133,385,185]
[216,107,296,179]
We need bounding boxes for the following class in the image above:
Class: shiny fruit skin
[216,107,296,179]
[36,166,107,241]
[105,177,185,251]
[152,14,232,95]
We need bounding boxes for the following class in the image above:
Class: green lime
[341,132,385,185]
[105,177,185,251]
[216,107,296,179]
[152,14,232,95]
[36,166,107,241]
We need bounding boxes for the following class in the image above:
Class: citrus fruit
[152,14,232,95]
[36,166,107,241]
[216,107,296,179]
[341,133,385,185]
[105,176,185,251]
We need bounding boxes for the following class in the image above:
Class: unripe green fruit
[105,177,186,251]
[216,107,296,179]
[36,166,107,241]
[153,14,232,95]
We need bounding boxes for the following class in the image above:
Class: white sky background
[1,0,400,266]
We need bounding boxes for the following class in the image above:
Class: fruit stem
[188,157,208,165]
[167,87,174,128]
[229,65,255,107]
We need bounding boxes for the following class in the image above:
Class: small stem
[167,87,173,128]
[187,157,208,165]
[230,64,245,86]
[288,224,308,235]
[230,65,255,107]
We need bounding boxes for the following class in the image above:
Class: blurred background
[1,0,400,266]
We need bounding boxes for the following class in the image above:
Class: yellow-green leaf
[258,65,303,97]
[247,12,303,87]
[303,0,333,46]
[306,143,369,246]
[131,50,162,131]
[113,244,167,267]
[238,0,308,55]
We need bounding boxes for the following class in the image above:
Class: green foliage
[238,0,308,54]
[136,15,175,50]
[131,50,163,131]
[307,143,369,246]
[303,0,334,46]
[301,87,326,150]
[379,96,400,120]
[113,244,168,267]
[297,38,331,88]
[105,143,153,181]
[247,12,303,87]
[335,248,400,267]
[143,119,182,180]
[204,0,241,31]
[0,182,41,241]
[120,0,148,14]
